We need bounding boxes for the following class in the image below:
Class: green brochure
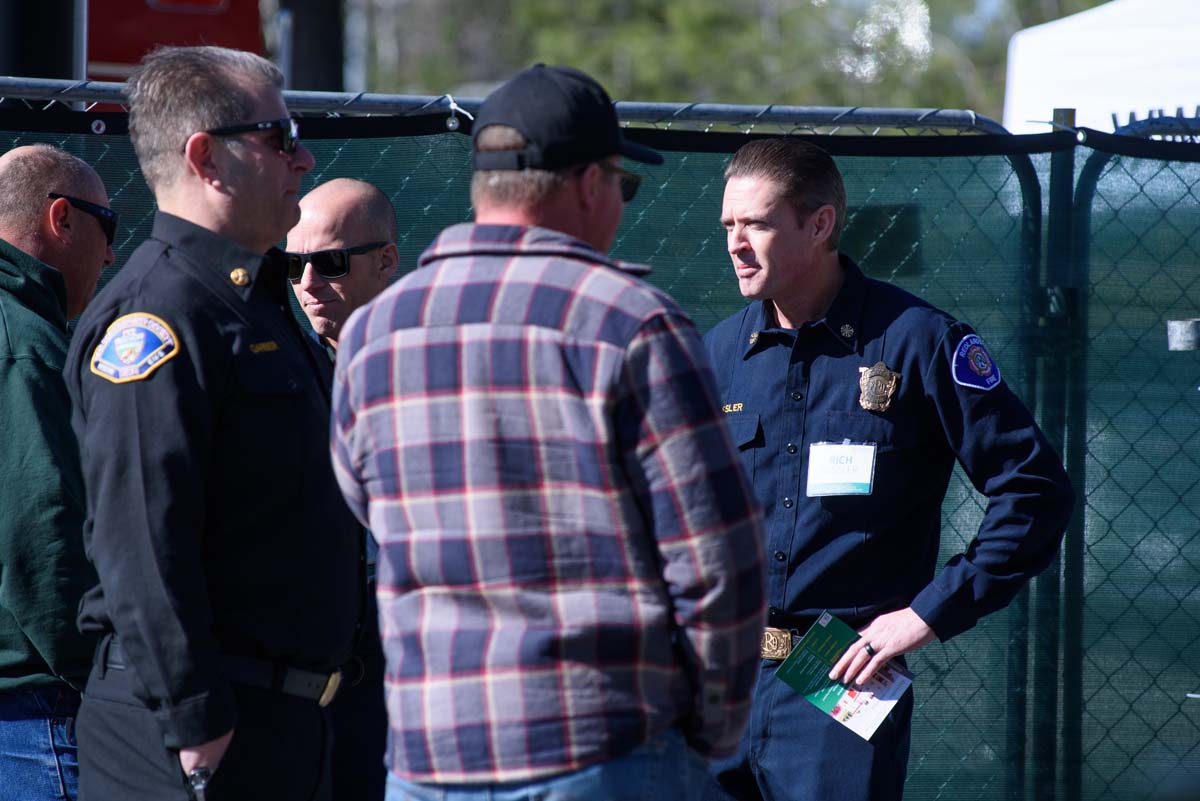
[776,611,913,741]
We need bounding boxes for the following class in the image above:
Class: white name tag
[806,442,877,496]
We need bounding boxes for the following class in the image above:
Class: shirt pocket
[820,410,923,519]
[726,412,763,484]
[222,356,307,491]
[234,356,305,398]
[823,409,905,450]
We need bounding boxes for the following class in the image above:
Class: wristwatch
[187,766,213,801]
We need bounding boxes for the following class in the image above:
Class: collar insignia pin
[748,331,759,346]
[230,267,250,287]
[840,324,855,339]
[858,361,900,412]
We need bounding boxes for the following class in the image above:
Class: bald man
[285,177,397,801]
[287,177,399,354]
[0,144,116,800]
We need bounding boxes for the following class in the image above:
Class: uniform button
[783,497,794,508]
[288,379,299,391]
[768,605,779,616]
[790,391,803,401]
[786,443,798,454]
[774,551,786,562]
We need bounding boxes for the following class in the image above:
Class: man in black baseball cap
[330,63,766,801]
[471,63,663,172]
[467,63,663,254]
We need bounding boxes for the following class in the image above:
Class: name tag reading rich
[806,442,877,496]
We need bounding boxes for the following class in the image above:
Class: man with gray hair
[332,64,766,801]
[65,46,363,801]
[0,143,114,801]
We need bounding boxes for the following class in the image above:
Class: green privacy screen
[2,110,1197,801]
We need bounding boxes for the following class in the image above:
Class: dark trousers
[331,588,387,801]
[707,661,913,801]
[77,657,333,801]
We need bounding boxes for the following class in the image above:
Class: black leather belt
[103,639,343,708]
[223,654,343,708]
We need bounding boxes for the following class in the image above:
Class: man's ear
[574,162,604,212]
[45,195,73,245]
[379,243,399,283]
[183,131,223,188]
[810,204,837,249]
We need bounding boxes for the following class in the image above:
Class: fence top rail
[1113,116,1200,141]
[0,75,1009,135]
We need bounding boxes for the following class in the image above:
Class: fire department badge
[952,333,1001,391]
[114,329,145,365]
[858,361,900,412]
[90,313,180,384]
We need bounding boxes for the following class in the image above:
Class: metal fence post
[1005,145,1046,801]
[1032,107,1078,801]
[1064,134,1115,801]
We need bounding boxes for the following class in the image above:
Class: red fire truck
[87,0,264,81]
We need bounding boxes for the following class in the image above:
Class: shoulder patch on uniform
[90,313,180,384]
[952,333,1001,391]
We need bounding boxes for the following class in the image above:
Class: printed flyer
[776,611,912,741]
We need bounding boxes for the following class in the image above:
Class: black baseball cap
[471,64,663,171]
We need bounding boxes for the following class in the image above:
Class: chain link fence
[1,77,1197,801]
[1069,131,1200,801]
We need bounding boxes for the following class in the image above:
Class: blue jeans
[385,729,727,801]
[0,685,82,801]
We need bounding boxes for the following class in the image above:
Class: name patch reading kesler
[90,313,180,384]
[952,333,1001,391]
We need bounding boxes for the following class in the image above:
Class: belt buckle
[761,627,794,660]
[317,669,342,707]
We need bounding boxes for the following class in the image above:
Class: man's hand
[179,729,235,777]
[828,608,936,687]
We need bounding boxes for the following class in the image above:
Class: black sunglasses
[207,118,301,155]
[285,242,387,282]
[595,161,643,203]
[48,192,118,246]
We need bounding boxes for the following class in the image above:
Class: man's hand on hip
[827,607,936,687]
[179,728,235,776]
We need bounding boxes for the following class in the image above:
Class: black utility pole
[278,0,344,91]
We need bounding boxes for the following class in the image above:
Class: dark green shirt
[0,237,97,692]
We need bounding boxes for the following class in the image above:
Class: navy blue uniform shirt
[64,212,363,749]
[704,255,1073,641]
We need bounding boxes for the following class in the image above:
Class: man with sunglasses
[287,178,399,357]
[0,143,115,801]
[65,46,363,801]
[285,177,398,801]
[331,64,766,801]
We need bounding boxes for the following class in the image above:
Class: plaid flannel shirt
[331,224,765,783]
